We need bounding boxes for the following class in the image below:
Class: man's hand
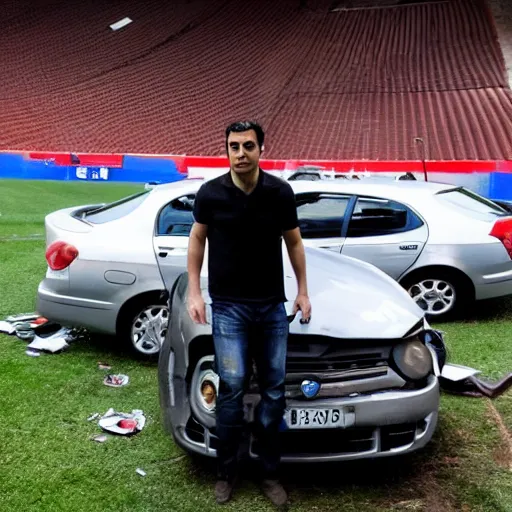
[293,293,311,324]
[188,292,206,324]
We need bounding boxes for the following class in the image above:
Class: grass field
[1,179,511,511]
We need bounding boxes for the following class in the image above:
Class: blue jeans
[211,300,289,481]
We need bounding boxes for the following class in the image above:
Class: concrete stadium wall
[2,150,512,201]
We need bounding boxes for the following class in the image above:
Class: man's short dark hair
[225,121,265,152]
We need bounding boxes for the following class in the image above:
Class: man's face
[227,129,261,175]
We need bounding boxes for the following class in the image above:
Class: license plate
[46,267,69,280]
[284,408,344,429]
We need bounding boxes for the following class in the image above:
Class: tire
[118,297,170,358]
[401,270,470,321]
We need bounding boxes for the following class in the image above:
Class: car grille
[285,335,392,376]
[246,337,401,398]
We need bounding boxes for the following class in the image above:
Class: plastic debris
[103,374,129,387]
[6,312,39,323]
[16,329,36,342]
[110,17,133,31]
[87,413,100,421]
[136,468,147,477]
[4,314,88,355]
[441,363,481,382]
[440,370,512,398]
[27,334,69,354]
[30,317,49,328]
[92,434,108,443]
[0,321,16,335]
[22,325,87,354]
[98,408,146,436]
[98,362,112,370]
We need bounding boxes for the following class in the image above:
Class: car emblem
[301,379,320,399]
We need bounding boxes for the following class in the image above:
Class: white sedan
[37,176,512,355]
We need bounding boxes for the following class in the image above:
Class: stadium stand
[1,0,511,160]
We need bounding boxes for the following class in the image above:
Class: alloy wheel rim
[131,305,169,354]
[408,279,456,315]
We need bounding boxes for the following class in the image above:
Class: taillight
[46,241,79,270]
[490,218,512,259]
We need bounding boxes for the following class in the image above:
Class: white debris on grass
[441,363,481,382]
[0,321,16,335]
[136,468,147,477]
[98,408,146,436]
[103,374,129,387]
[27,334,69,354]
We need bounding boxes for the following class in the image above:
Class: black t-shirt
[193,170,298,304]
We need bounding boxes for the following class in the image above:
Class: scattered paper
[27,335,69,353]
[25,349,41,357]
[87,413,100,422]
[98,362,112,370]
[441,363,481,382]
[136,468,146,477]
[98,408,146,436]
[103,374,129,387]
[92,434,108,443]
[0,321,15,335]
[110,17,133,31]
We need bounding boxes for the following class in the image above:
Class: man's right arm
[187,222,208,324]
[188,222,207,296]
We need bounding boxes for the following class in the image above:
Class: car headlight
[195,369,219,413]
[392,339,433,380]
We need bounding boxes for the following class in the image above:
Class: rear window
[84,191,150,224]
[436,188,507,219]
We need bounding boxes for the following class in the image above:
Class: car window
[156,195,195,236]
[296,194,349,238]
[347,197,423,237]
[436,187,507,219]
[84,191,150,224]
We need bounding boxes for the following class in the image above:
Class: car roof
[288,177,455,202]
[148,175,456,204]
[149,178,204,197]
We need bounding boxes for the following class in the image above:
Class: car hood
[202,246,424,340]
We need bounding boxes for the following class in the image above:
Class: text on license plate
[285,408,343,429]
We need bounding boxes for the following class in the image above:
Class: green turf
[0,179,144,239]
[1,179,511,511]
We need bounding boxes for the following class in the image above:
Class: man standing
[187,121,311,507]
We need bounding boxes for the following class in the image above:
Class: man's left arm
[280,185,311,322]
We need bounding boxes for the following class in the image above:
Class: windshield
[436,187,508,219]
[84,191,150,224]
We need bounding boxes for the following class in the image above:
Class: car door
[153,193,196,291]
[295,193,353,252]
[341,196,428,279]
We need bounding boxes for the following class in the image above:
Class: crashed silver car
[158,246,446,462]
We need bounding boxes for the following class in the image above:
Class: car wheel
[128,303,170,356]
[402,271,466,320]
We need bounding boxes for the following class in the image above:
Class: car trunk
[44,206,97,246]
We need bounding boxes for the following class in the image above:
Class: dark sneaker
[261,479,288,508]
[215,480,234,504]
